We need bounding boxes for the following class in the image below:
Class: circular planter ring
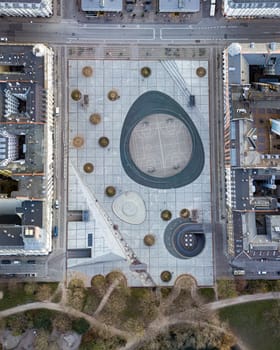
[161,210,172,221]
[83,163,94,173]
[105,186,116,197]
[144,234,155,246]
[71,89,82,101]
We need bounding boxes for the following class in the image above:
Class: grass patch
[122,288,157,320]
[83,289,102,315]
[217,279,238,299]
[197,287,216,302]
[0,284,36,310]
[219,300,279,350]
[0,282,58,310]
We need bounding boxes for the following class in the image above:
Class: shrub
[33,309,53,331]
[52,313,72,333]
[6,314,28,335]
[24,282,37,296]
[72,317,90,334]
[35,284,52,301]
[217,279,238,299]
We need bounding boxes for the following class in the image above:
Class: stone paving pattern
[67,59,213,286]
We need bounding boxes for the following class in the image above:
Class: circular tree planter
[73,136,84,148]
[89,113,101,125]
[71,89,82,101]
[160,271,172,282]
[83,163,94,173]
[91,274,106,297]
[161,210,172,221]
[82,66,93,77]
[180,208,190,219]
[98,136,109,148]
[196,67,207,78]
[144,234,155,247]
[107,90,120,101]
[91,274,105,288]
[105,186,116,197]
[141,66,151,78]
[105,271,127,288]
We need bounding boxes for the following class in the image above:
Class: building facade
[0,0,52,17]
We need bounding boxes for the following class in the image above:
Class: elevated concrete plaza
[67,59,213,286]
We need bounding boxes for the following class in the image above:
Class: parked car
[233,269,245,276]
[25,273,37,277]
[53,226,58,238]
[13,260,21,265]
[1,260,11,264]
[27,260,36,264]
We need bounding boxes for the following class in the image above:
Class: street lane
[0,21,279,45]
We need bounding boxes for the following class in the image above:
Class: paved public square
[67,58,213,286]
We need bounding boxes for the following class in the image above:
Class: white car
[0,37,8,42]
[13,260,21,264]
[54,199,59,209]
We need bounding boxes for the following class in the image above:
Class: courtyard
[67,58,213,286]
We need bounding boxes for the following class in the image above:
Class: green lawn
[0,285,35,310]
[219,300,279,350]
[197,287,216,302]
[0,282,58,311]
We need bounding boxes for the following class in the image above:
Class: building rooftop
[81,0,122,12]
[0,44,54,256]
[0,0,42,3]
[159,0,200,12]
[229,0,280,4]
[0,227,23,247]
[224,43,280,272]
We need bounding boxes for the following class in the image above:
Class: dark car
[27,260,36,264]
[1,260,11,264]
[53,226,58,237]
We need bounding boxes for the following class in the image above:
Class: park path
[0,301,131,340]
[94,278,120,316]
[0,291,279,350]
[206,291,280,310]
[120,291,280,350]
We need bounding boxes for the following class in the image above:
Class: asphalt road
[0,19,280,45]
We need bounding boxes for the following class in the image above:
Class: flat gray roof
[159,0,200,13]
[0,0,42,3]
[231,0,280,4]
[81,0,122,12]
[0,226,24,247]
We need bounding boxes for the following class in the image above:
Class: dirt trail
[94,278,120,316]
[0,302,131,340]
